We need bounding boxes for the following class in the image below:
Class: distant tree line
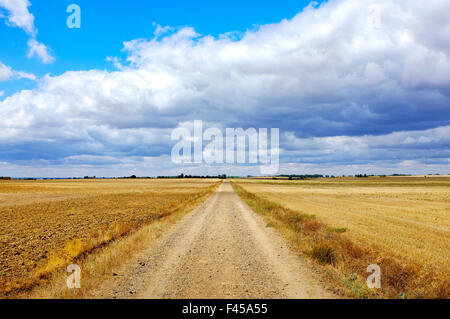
[5,173,448,181]
[176,173,227,179]
[156,173,227,179]
[278,174,324,180]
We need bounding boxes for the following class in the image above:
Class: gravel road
[93,181,334,298]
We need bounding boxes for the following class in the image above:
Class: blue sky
[0,0,449,177]
[1,0,323,96]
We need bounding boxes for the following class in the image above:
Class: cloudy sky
[0,0,449,177]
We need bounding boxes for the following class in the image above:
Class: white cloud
[0,0,449,176]
[106,56,124,70]
[14,70,36,80]
[0,60,36,82]
[0,61,13,81]
[27,38,55,64]
[283,125,450,163]
[0,1,55,63]
[152,22,174,37]
[0,0,35,34]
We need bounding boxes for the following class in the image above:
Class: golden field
[232,177,450,298]
[0,179,220,297]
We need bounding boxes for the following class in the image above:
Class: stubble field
[232,176,450,298]
[0,178,219,297]
[1,176,448,299]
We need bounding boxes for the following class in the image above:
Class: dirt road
[93,181,334,298]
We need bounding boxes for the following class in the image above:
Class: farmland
[232,177,450,298]
[0,179,220,297]
[1,176,448,299]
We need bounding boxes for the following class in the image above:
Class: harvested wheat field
[232,177,450,298]
[0,179,220,297]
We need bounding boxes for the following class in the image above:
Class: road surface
[93,181,334,298]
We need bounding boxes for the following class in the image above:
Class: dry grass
[231,177,450,299]
[0,179,220,298]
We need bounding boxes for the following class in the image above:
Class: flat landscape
[91,181,334,299]
[232,176,450,298]
[0,177,448,299]
[0,179,219,297]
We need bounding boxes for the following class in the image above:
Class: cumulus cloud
[0,0,449,176]
[0,0,55,63]
[116,0,450,136]
[0,0,35,34]
[282,125,450,165]
[26,38,55,64]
